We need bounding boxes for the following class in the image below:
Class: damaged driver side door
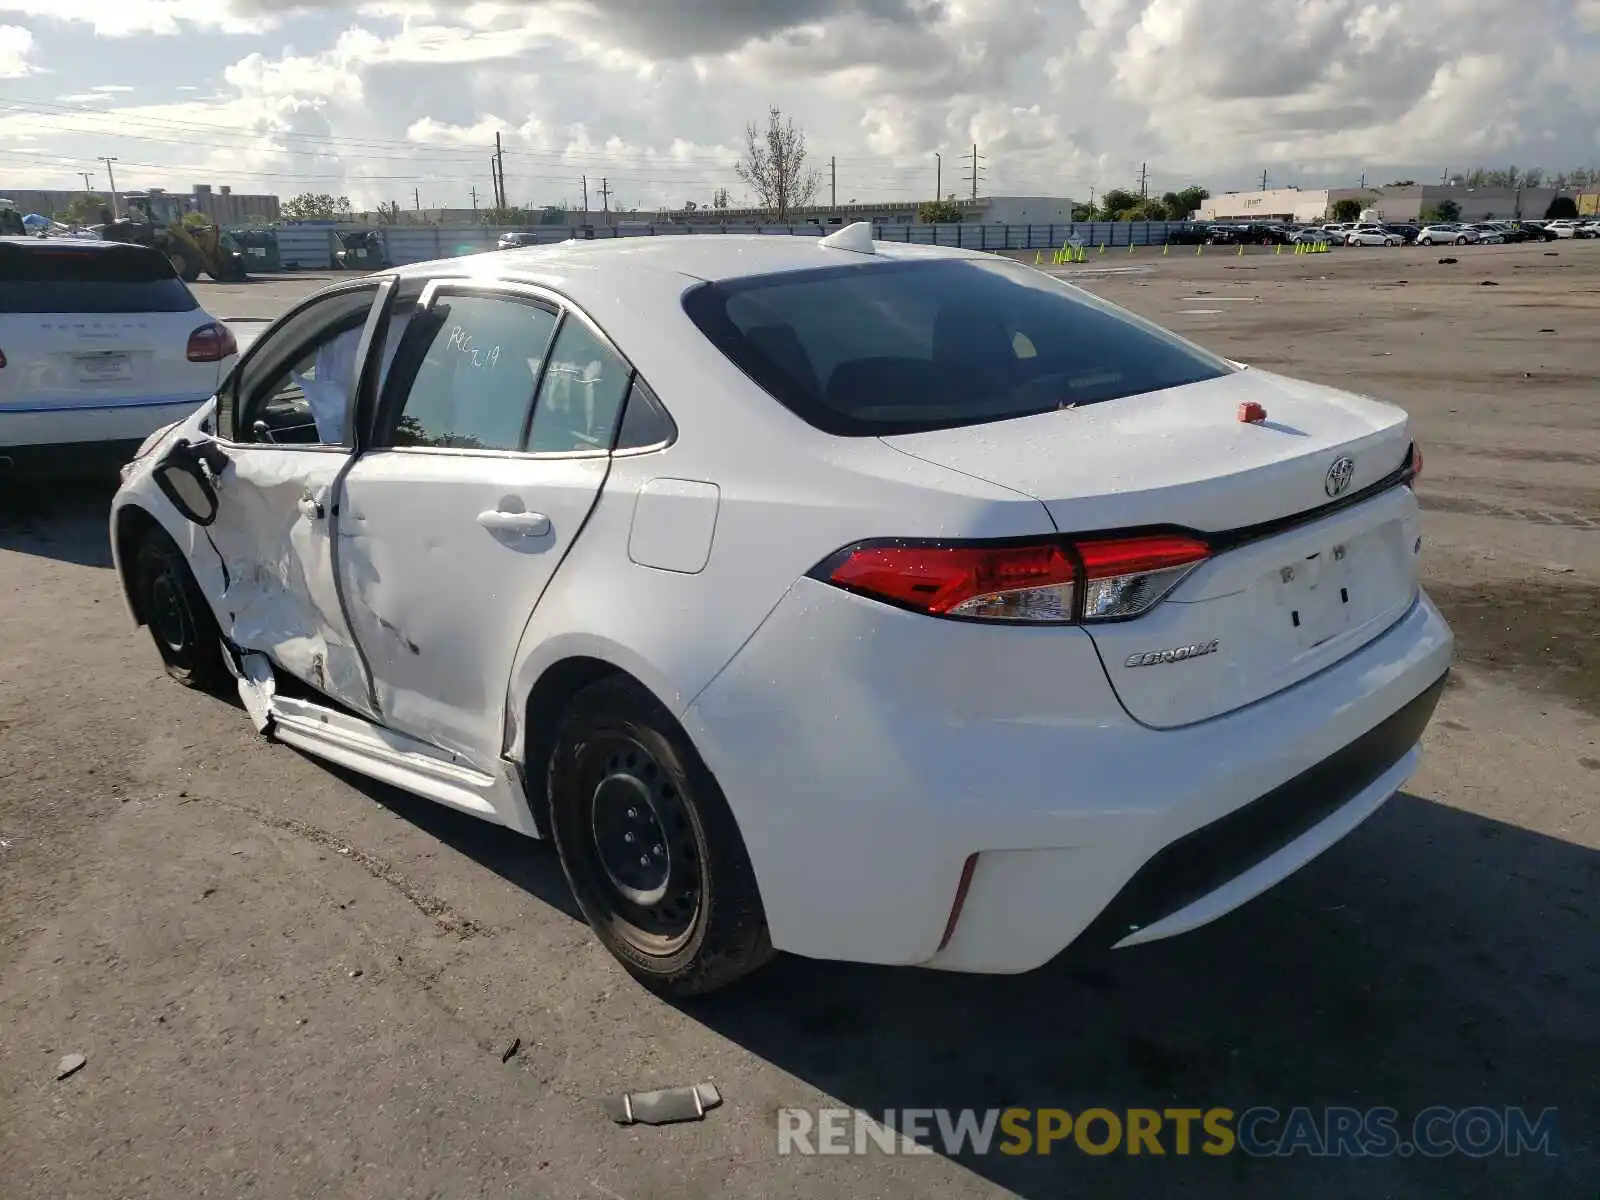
[201,281,393,715]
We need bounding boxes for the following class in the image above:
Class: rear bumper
[0,438,145,479]
[685,580,1453,972]
[1,395,210,462]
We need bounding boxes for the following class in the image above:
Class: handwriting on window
[445,324,502,370]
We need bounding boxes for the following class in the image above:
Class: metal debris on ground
[500,1037,521,1063]
[1437,257,1458,264]
[56,1053,87,1080]
[602,1082,722,1126]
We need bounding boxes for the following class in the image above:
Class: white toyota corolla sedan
[110,225,1452,993]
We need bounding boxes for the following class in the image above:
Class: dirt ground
[1,245,1596,1199]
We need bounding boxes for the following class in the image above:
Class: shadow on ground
[0,479,117,568]
[374,779,1597,1198]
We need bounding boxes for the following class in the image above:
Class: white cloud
[1,0,1596,209]
[0,23,36,77]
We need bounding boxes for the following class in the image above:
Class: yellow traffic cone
[1163,243,1169,256]
[1099,243,1106,255]
[1196,243,1202,255]
[1034,250,1042,265]
[1237,242,1244,256]
[1275,243,1281,255]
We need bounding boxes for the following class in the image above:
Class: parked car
[1164,222,1214,245]
[1205,224,1241,245]
[1415,224,1479,246]
[1287,226,1333,245]
[497,231,542,250]
[1467,224,1506,244]
[1543,220,1583,239]
[1320,222,1354,237]
[0,237,238,477]
[1383,224,1422,245]
[1514,221,1558,242]
[110,227,1451,994]
[1579,220,1600,239]
[1345,224,1402,247]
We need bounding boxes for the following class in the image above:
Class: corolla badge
[1125,639,1219,668]
[1325,455,1356,497]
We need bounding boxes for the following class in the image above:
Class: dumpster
[227,228,282,272]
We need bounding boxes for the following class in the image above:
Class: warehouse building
[1199,183,1586,224]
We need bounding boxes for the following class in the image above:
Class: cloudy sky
[0,0,1597,213]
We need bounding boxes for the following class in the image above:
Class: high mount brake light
[819,534,1211,624]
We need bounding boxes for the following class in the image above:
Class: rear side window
[683,259,1232,436]
[0,243,198,314]
[392,293,558,451]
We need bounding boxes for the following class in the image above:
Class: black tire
[1418,236,1432,246]
[547,676,772,995]
[132,527,227,692]
[1455,236,1467,246]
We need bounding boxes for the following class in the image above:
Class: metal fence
[271,221,1190,270]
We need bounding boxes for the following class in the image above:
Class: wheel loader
[99,190,248,282]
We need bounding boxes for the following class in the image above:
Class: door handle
[476,509,551,536]
[297,494,325,520]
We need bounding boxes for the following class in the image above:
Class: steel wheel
[547,676,772,994]
[132,527,227,691]
[581,734,702,951]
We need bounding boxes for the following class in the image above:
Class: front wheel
[1456,236,1468,245]
[132,527,227,691]
[547,677,772,995]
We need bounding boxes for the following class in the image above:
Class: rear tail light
[186,322,238,363]
[816,533,1210,624]
[1410,441,1423,482]
[0,348,6,368]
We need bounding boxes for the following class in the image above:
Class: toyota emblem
[1325,456,1355,497]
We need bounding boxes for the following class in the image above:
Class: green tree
[63,193,107,224]
[917,199,965,223]
[1432,198,1462,222]
[1544,195,1579,220]
[1160,185,1209,220]
[1097,188,1141,219]
[280,192,354,221]
[1384,179,1417,187]
[181,211,213,229]
[1330,198,1364,222]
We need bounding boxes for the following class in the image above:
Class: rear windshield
[0,242,199,314]
[682,258,1232,435]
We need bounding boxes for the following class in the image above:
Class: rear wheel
[132,527,227,691]
[1455,236,1467,245]
[547,677,772,995]
[1418,236,1432,246]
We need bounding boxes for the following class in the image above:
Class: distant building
[0,183,279,225]
[1200,184,1581,224]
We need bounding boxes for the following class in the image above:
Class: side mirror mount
[152,438,229,526]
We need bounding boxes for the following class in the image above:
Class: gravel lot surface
[2,247,1595,1199]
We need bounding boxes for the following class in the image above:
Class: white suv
[1,237,237,477]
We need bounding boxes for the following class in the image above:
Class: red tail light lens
[819,533,1211,624]
[186,322,238,363]
[826,542,1077,621]
[1410,441,1423,482]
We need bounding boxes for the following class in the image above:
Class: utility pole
[1359,170,1366,189]
[598,177,612,224]
[831,156,836,207]
[100,156,120,219]
[962,143,985,202]
[414,188,420,211]
[470,185,478,215]
[581,175,588,214]
[1139,161,1148,202]
[1261,168,1269,191]
[78,171,94,194]
[494,132,506,209]
[934,152,941,200]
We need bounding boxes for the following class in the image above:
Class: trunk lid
[882,369,1421,727]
